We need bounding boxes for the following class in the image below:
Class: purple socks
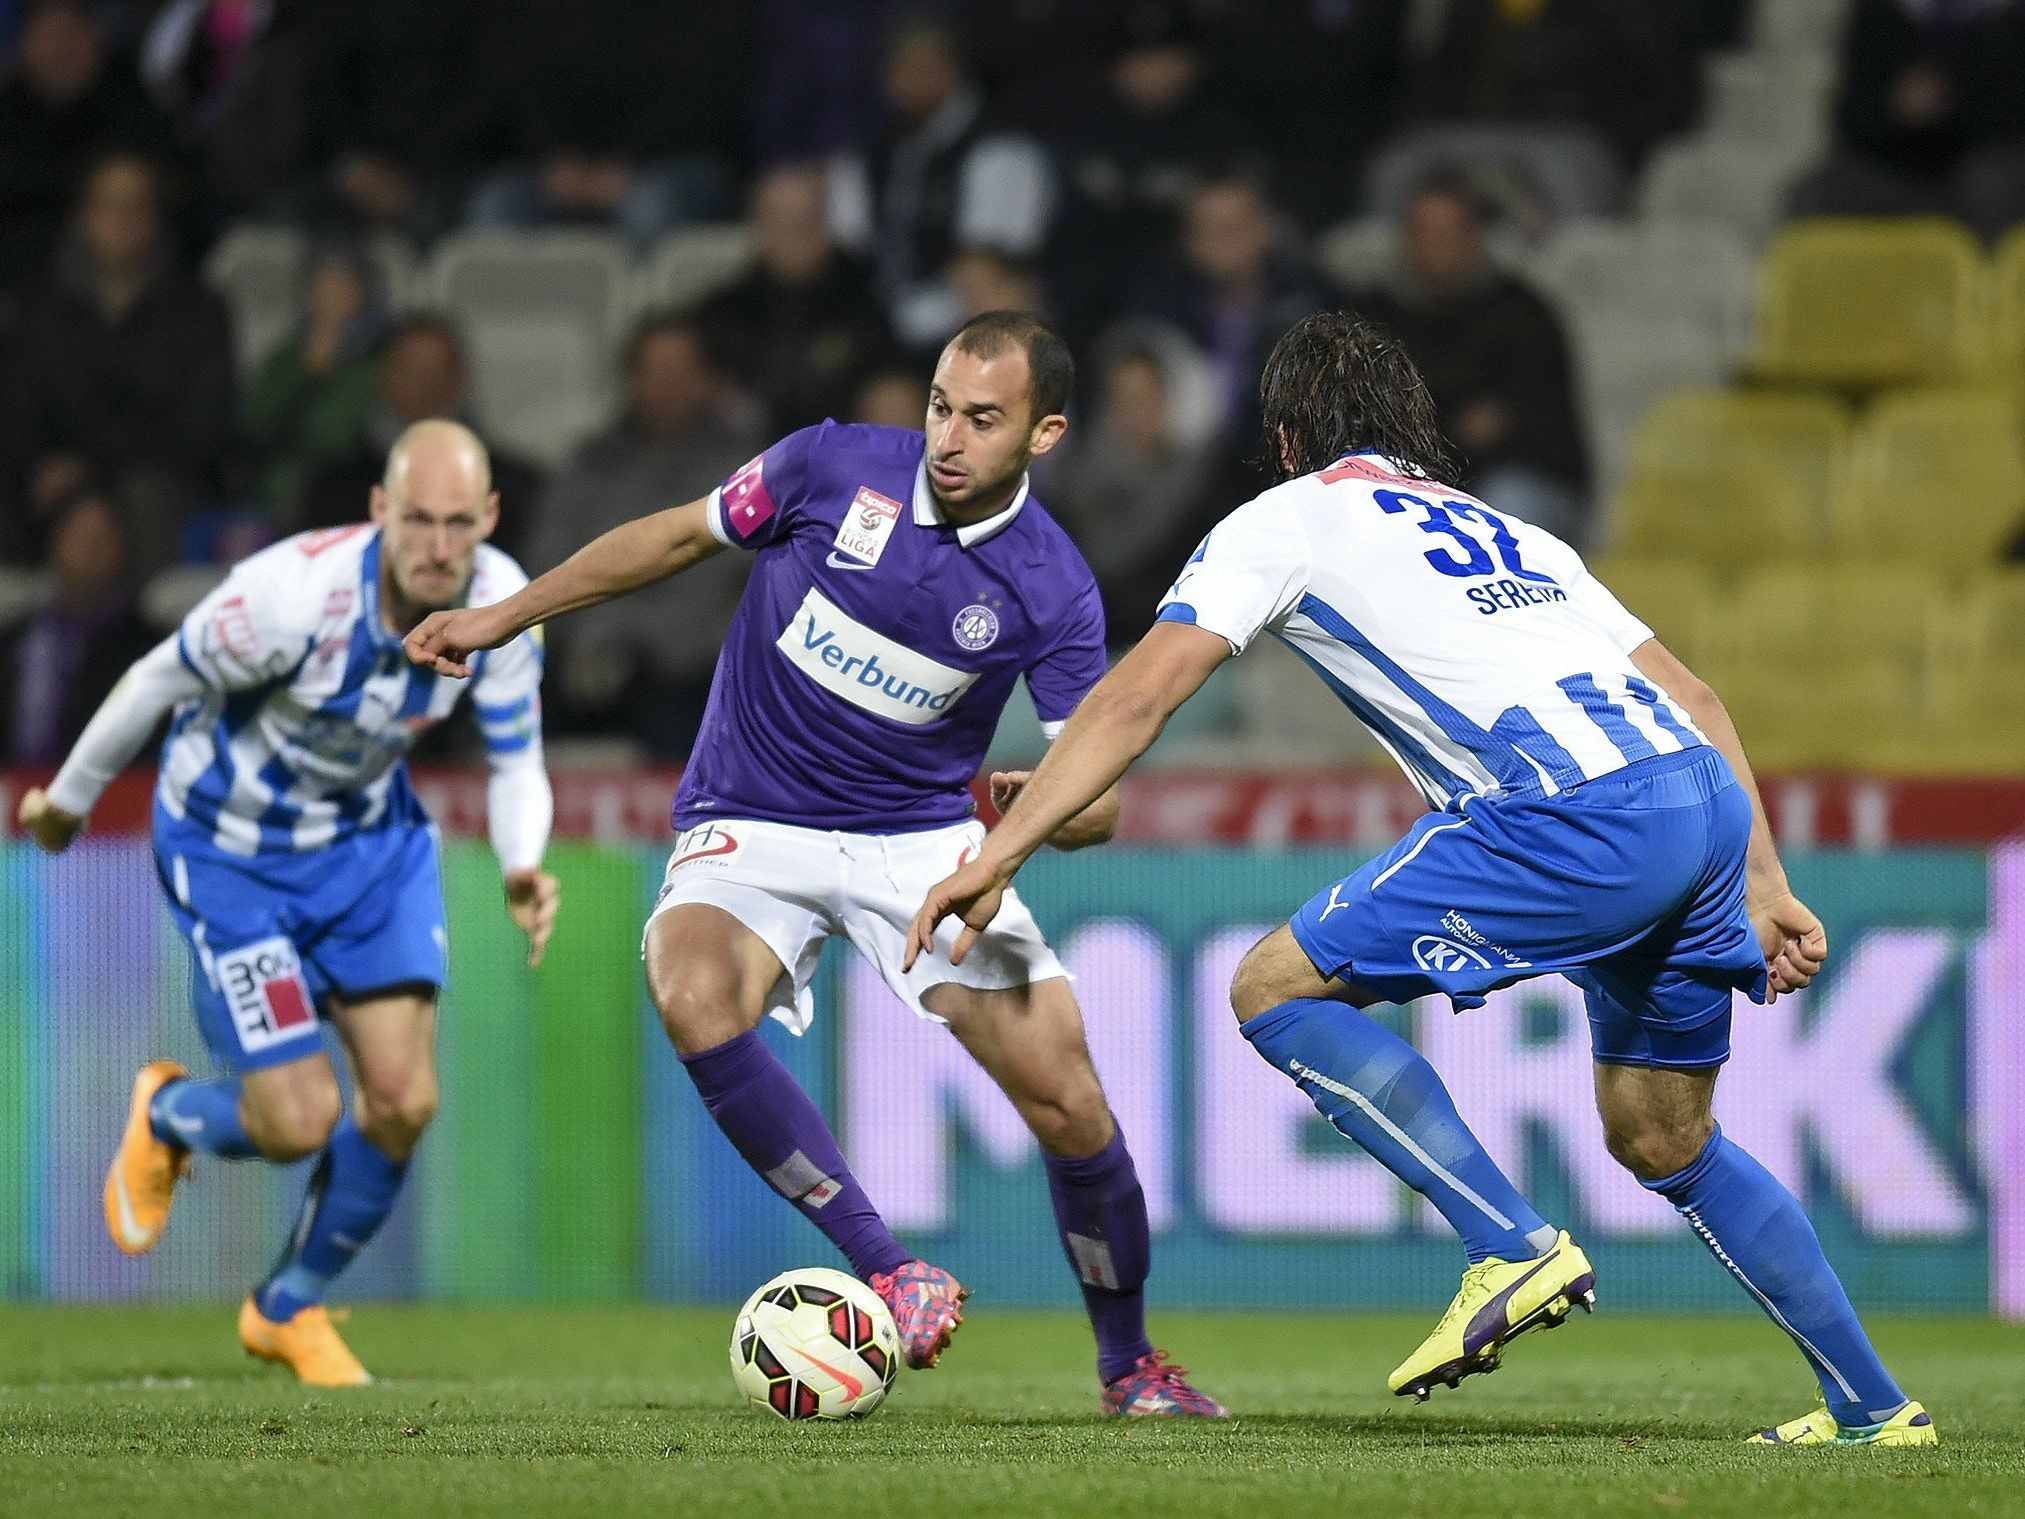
[1044,1130,1155,1383]
[681,1030,910,1281]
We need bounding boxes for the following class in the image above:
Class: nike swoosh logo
[825,553,876,571]
[109,1169,154,1250]
[785,1342,864,1400]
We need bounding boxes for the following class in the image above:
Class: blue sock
[1646,1125,1906,1427]
[1241,998,1556,1263]
[255,1116,408,1323]
[149,1076,259,1160]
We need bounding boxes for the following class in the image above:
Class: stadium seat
[0,566,50,629]
[1637,140,1807,247]
[1535,220,1757,364]
[140,565,227,632]
[1750,219,1984,388]
[1699,653,1922,770]
[1994,226,2025,376]
[1570,317,1737,495]
[1832,389,2025,566]
[1582,556,1719,662]
[1606,389,1852,564]
[1921,660,2025,772]
[634,224,755,314]
[424,230,630,465]
[1701,52,1835,159]
[1753,0,1854,56]
[1949,569,2025,664]
[205,228,416,376]
[1711,563,1944,675]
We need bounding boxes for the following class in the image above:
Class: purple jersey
[674,422,1108,834]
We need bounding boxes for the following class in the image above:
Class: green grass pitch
[4,1306,2022,1518]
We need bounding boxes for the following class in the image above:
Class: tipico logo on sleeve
[776,587,978,725]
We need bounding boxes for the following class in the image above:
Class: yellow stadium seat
[1833,389,2025,566]
[1921,661,2025,774]
[1945,569,2025,663]
[1994,227,2025,376]
[1715,563,1944,671]
[1623,389,1851,516]
[1702,655,1922,770]
[1753,219,1983,388]
[1583,555,1719,660]
[1610,465,1816,570]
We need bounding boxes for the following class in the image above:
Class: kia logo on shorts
[1411,935,1493,975]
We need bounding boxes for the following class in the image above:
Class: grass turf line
[3,1306,2021,1519]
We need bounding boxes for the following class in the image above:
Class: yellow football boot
[104,1060,192,1256]
[1389,1229,1597,1399]
[1747,1399,1937,1447]
[238,1298,373,1387]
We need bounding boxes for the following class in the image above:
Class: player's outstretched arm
[1630,638,1826,1000]
[905,621,1230,968]
[405,497,722,678]
[20,638,207,853]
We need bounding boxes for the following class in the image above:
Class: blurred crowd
[0,0,2021,760]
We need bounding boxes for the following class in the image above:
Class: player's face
[372,476,497,613]
[925,348,1066,510]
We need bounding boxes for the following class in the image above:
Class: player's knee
[1021,1073,1112,1156]
[359,1075,438,1157]
[652,974,750,1054]
[1603,1110,1713,1183]
[244,1078,342,1161]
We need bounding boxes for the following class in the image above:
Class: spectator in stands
[0,485,157,764]
[139,0,313,224]
[958,0,1110,139]
[1124,169,1323,465]
[942,248,1050,342]
[1204,0,1406,229]
[1348,172,1590,545]
[529,314,759,756]
[1053,2,1260,337]
[292,0,501,243]
[828,16,1054,348]
[1789,0,2025,241]
[0,0,177,296]
[851,366,929,429]
[465,0,750,253]
[0,152,233,571]
[299,313,541,561]
[238,240,387,522]
[1409,0,1698,174]
[695,164,893,435]
[1046,326,1224,643]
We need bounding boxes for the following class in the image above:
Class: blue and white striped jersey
[160,525,543,856]
[1157,452,1704,811]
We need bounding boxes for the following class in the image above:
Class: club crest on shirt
[951,603,1000,651]
[831,486,903,568]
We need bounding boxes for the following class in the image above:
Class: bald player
[22,421,557,1384]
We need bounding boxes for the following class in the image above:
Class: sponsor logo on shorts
[668,823,741,873]
[1411,934,1494,976]
[776,587,978,726]
[950,603,1000,651]
[831,486,903,568]
[1439,909,1531,968]
[216,936,319,1054]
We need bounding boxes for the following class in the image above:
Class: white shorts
[642,816,1069,1035]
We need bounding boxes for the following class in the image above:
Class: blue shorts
[1289,747,1768,1070]
[154,812,448,1073]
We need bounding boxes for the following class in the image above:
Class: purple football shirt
[673,422,1108,834]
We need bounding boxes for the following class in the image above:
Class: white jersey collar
[912,459,1030,548]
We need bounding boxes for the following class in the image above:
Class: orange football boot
[238,1297,372,1386]
[104,1060,192,1255]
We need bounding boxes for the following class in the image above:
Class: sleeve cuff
[704,487,734,547]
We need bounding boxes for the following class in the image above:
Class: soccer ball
[729,1267,902,1420]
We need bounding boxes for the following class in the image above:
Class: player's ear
[480,491,501,541]
[1028,411,1068,459]
[369,484,389,525]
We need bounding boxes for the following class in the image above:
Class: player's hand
[504,867,561,968]
[904,855,1011,971]
[405,605,515,679]
[1749,889,1827,1002]
[18,788,82,854]
[989,770,1032,814]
